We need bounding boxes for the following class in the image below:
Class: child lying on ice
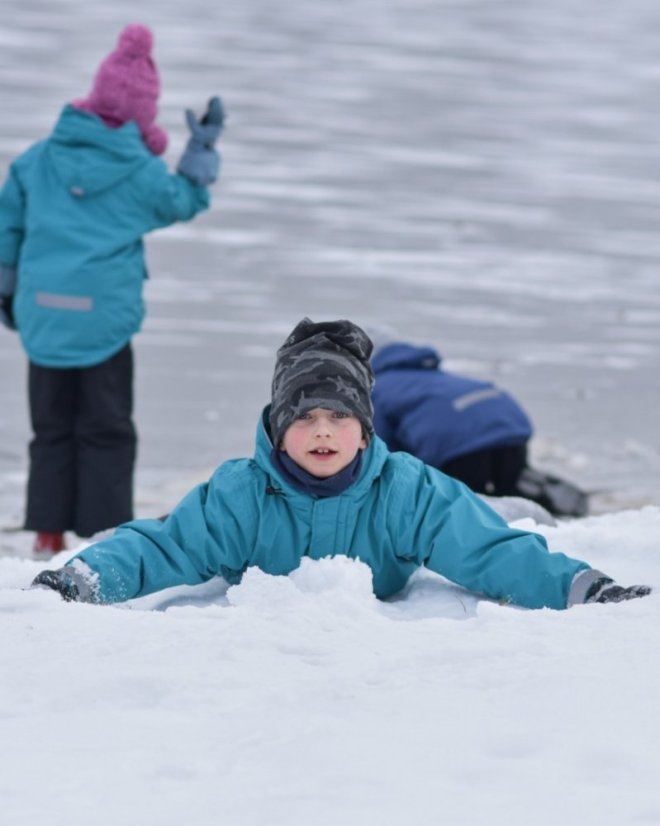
[32,318,651,609]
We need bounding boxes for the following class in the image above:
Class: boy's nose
[314,418,332,436]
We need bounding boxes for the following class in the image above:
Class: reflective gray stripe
[452,387,502,411]
[35,292,93,311]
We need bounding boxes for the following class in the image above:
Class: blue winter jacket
[71,407,589,609]
[0,106,210,367]
[372,343,533,467]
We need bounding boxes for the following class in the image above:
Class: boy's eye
[333,411,349,419]
[296,412,311,420]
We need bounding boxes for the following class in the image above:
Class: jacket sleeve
[132,157,211,231]
[0,163,26,266]
[69,462,256,603]
[389,458,589,609]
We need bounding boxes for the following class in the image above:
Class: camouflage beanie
[269,318,375,447]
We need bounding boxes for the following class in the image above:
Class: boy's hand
[585,577,651,603]
[32,569,80,601]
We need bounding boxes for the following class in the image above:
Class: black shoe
[515,466,589,518]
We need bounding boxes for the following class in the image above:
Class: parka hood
[46,105,152,196]
[372,342,441,374]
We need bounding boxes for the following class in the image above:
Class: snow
[1,507,659,824]
[2,0,660,821]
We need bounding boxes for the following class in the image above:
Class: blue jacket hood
[372,342,441,374]
[47,106,152,196]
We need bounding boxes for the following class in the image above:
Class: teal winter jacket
[72,408,590,608]
[0,105,210,367]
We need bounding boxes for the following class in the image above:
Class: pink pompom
[117,24,153,57]
[143,124,168,156]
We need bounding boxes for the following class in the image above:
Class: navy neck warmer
[269,448,363,498]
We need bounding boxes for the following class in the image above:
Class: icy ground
[1,0,660,527]
[1,0,660,822]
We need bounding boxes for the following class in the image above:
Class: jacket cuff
[62,561,99,603]
[567,568,609,607]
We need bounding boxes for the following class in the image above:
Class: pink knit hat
[73,24,168,155]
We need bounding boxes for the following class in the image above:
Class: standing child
[32,318,650,610]
[0,24,224,557]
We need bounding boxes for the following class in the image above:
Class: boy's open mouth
[310,448,337,456]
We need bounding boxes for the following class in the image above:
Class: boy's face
[280,407,367,478]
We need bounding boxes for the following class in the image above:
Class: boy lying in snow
[32,318,651,609]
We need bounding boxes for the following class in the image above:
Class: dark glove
[585,576,652,604]
[0,295,15,330]
[177,96,225,186]
[32,569,81,602]
[0,263,17,330]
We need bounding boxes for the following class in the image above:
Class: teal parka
[72,408,590,608]
[0,105,210,367]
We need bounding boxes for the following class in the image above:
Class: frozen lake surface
[1,0,660,547]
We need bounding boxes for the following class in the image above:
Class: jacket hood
[46,105,152,196]
[372,342,441,374]
[254,405,389,498]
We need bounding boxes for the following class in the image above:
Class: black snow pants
[440,444,528,497]
[441,444,589,517]
[25,343,136,537]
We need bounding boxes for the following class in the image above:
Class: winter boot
[515,467,589,518]
[33,532,66,561]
